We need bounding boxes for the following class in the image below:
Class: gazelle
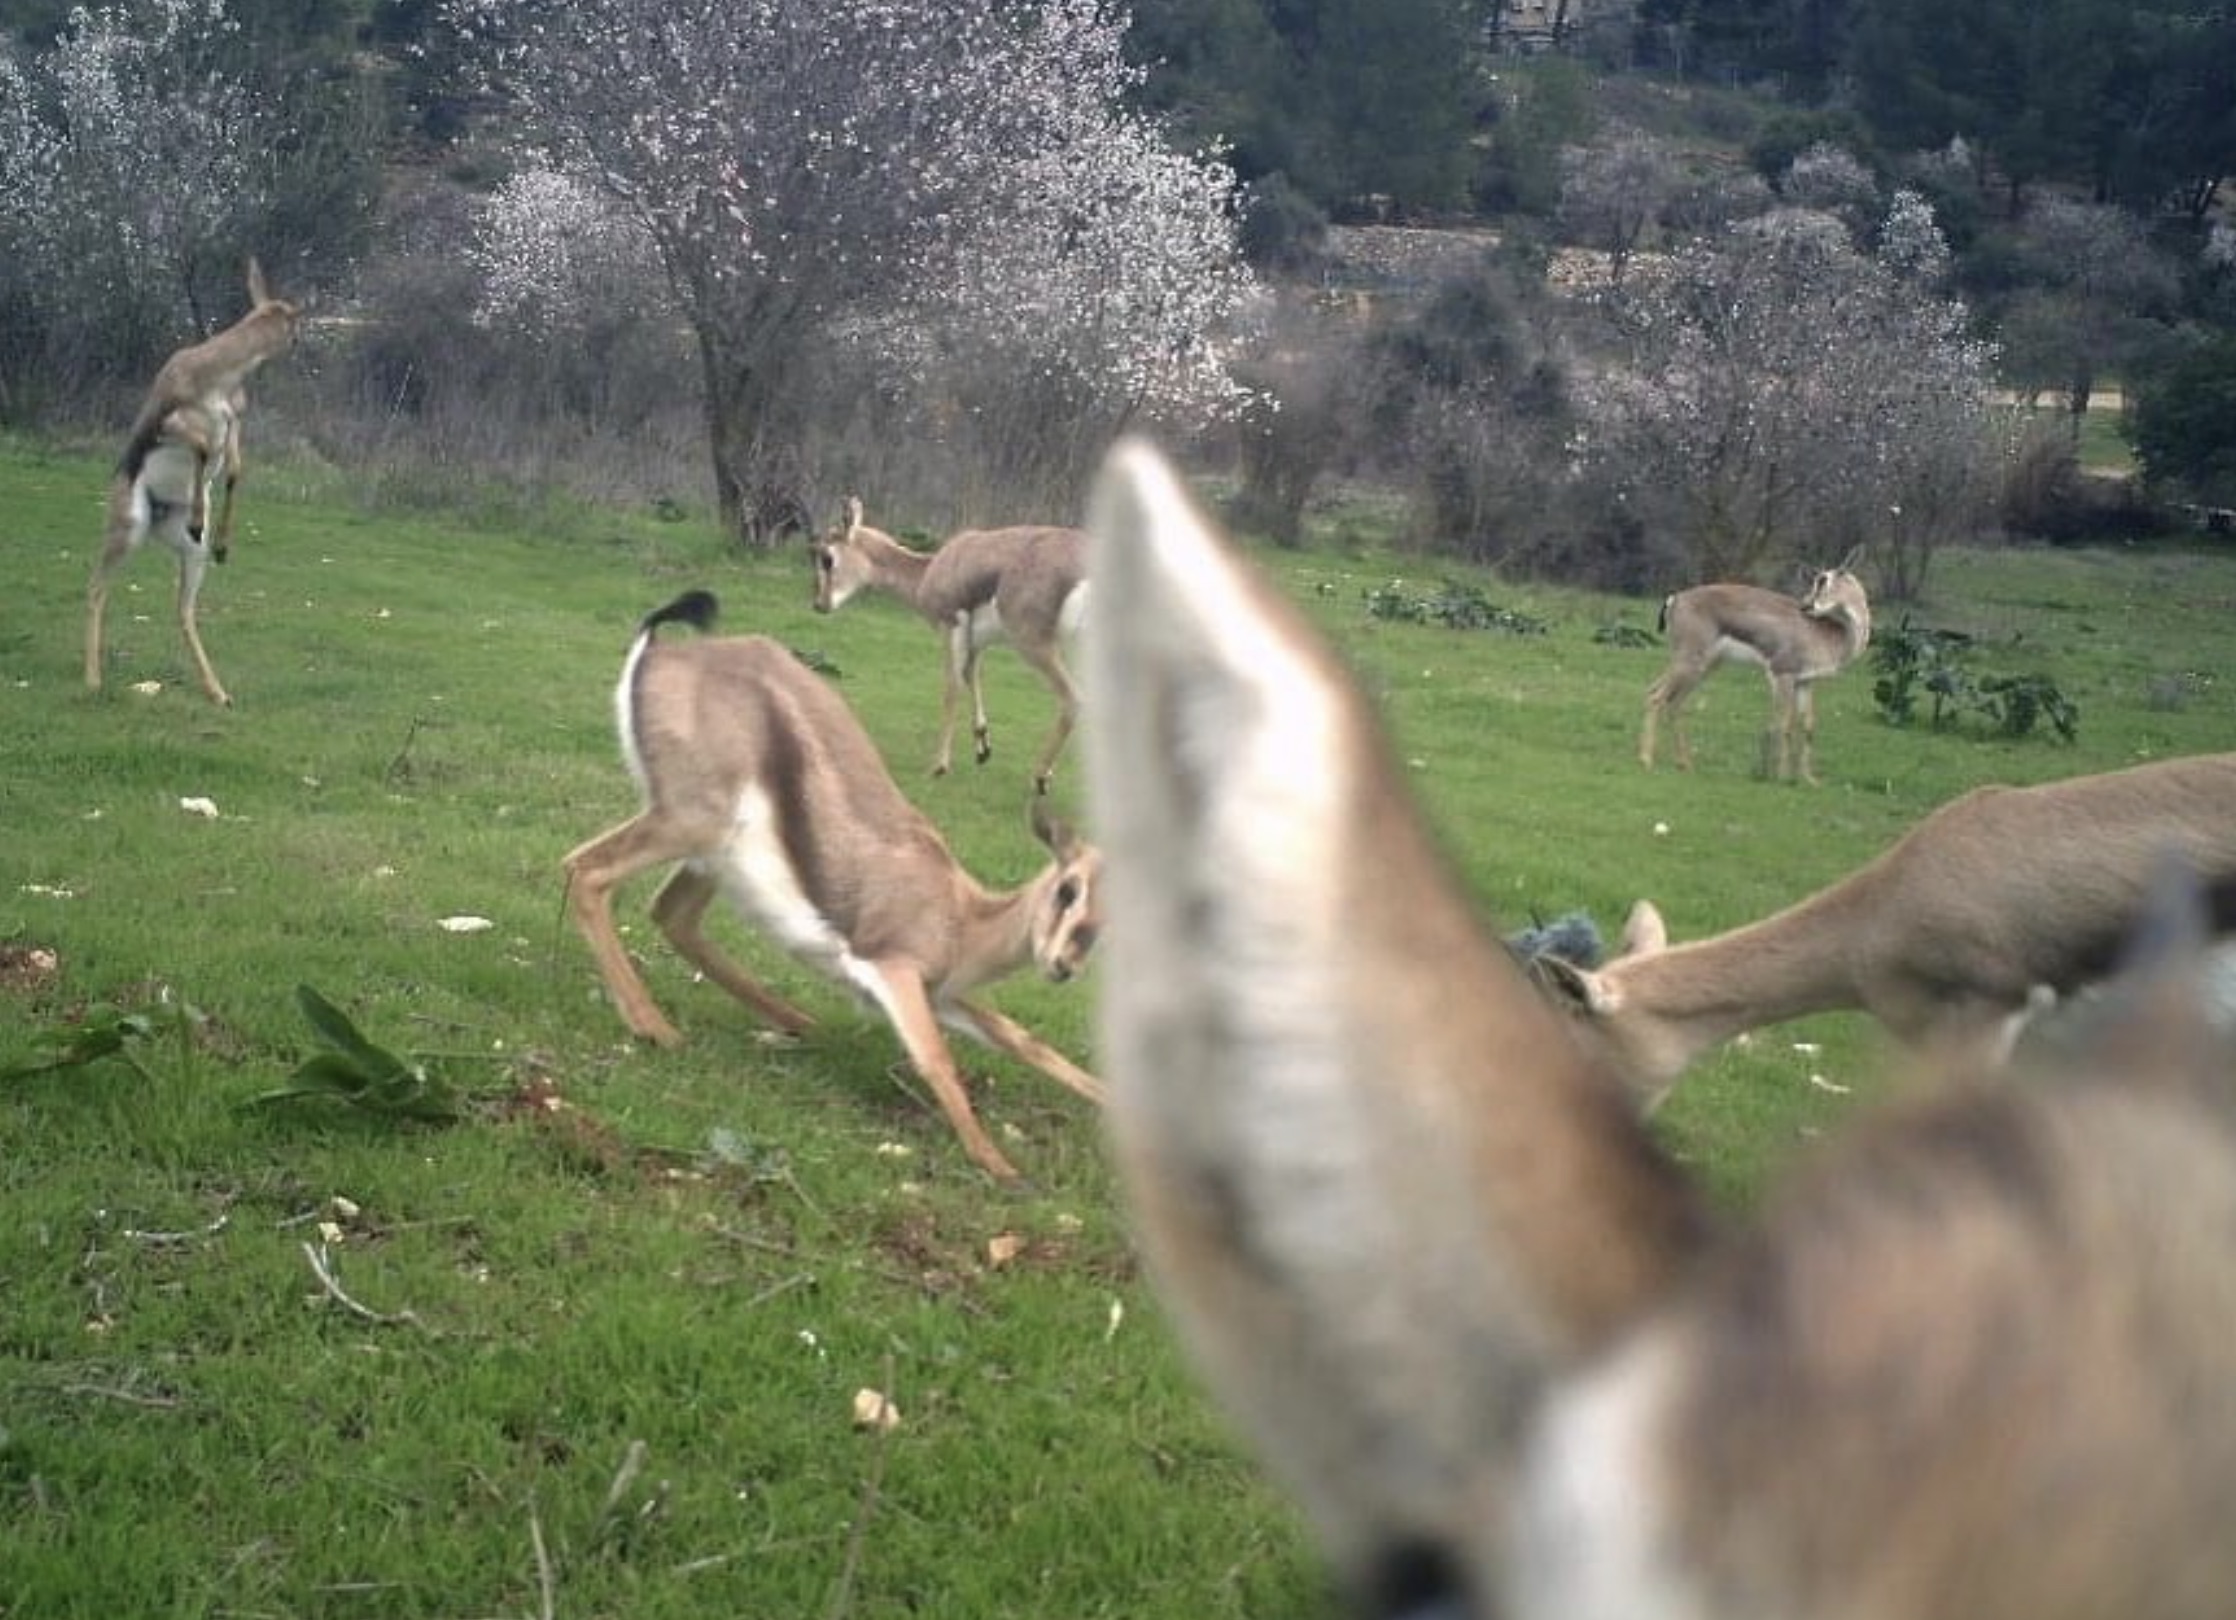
[561,590,1103,1183]
[1542,752,2236,1107]
[1082,438,2236,1620]
[1639,563,1871,782]
[85,258,301,707]
[811,497,1088,793]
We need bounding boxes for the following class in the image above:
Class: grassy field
[4,436,2234,1618]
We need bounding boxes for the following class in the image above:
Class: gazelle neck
[942,869,1044,995]
[859,527,935,609]
[1606,882,1873,1088]
[1810,598,1871,666]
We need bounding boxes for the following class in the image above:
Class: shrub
[1871,617,2079,742]
[1362,579,1548,634]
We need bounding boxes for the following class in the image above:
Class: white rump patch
[1708,634,1771,672]
[711,783,863,986]
[964,600,1006,653]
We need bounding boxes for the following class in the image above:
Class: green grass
[5,436,2235,1616]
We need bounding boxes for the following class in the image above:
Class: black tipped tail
[641,590,719,637]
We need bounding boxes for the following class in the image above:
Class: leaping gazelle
[1639,561,1871,782]
[85,258,301,707]
[562,590,1103,1183]
[811,498,1088,793]
[1082,439,2236,1620]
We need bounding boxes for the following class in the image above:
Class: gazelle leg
[1016,642,1079,794]
[85,479,144,692]
[965,641,993,766]
[1654,671,1700,771]
[209,427,242,562]
[1794,682,1820,785]
[943,997,1105,1105]
[932,620,969,776]
[649,865,818,1035]
[562,813,710,1047]
[858,958,1021,1182]
[172,535,232,707]
[1757,673,1788,779]
[1639,679,1670,769]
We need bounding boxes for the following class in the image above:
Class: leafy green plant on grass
[1871,617,2080,743]
[1363,577,1549,633]
[252,983,465,1122]
[2,993,212,1086]
[1592,619,1657,649]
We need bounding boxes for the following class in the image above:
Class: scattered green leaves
[3,1009,162,1082]
[1363,578,1549,634]
[1592,619,1658,649]
[1871,617,2079,743]
[2,996,208,1084]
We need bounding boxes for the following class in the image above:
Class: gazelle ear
[246,256,272,307]
[1618,899,1669,957]
[1536,953,1623,1016]
[843,495,863,533]
[1082,438,1693,1605]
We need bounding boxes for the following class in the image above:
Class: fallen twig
[299,1242,433,1334]
[529,1501,556,1620]
[589,1439,659,1550]
[741,1271,816,1311]
[60,1380,180,1409]
[124,1213,230,1247]
[822,1353,896,1620]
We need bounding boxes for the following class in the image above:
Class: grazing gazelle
[1082,438,2236,1620]
[86,258,301,707]
[562,590,1103,1183]
[1639,562,1871,782]
[811,497,1088,793]
[1543,752,2236,1106]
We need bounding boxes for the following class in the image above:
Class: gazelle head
[1800,548,1868,629]
[811,495,875,613]
[1025,796,1101,984]
[1533,900,1688,1104]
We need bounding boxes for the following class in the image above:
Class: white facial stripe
[1512,1334,1705,1620]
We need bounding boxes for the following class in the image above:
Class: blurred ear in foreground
[1080,435,2236,1620]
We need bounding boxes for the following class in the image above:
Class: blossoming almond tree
[1575,199,1997,592]
[448,0,1255,543]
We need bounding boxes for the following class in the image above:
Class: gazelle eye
[816,551,834,572]
[1055,879,1080,911]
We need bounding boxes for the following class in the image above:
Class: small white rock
[851,1388,900,1432]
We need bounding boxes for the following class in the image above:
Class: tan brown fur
[1546,753,2236,1106]
[812,497,1088,792]
[563,591,1102,1183]
[1082,437,2236,1620]
[1641,568,1871,782]
[86,259,300,706]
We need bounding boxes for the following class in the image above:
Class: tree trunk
[692,308,815,551]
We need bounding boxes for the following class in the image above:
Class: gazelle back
[1082,438,2236,1620]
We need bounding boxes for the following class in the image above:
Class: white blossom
[443,0,1256,523]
